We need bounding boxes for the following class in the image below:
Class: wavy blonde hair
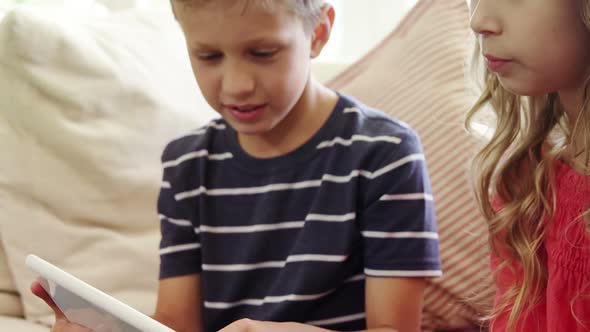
[465,1,590,330]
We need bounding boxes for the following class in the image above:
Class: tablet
[26,254,175,332]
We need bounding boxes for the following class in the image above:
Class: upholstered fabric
[327,0,494,329]
[0,1,495,330]
[0,315,48,332]
[0,6,214,326]
[0,7,23,319]
[0,244,22,318]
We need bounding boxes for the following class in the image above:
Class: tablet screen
[27,255,175,332]
[47,279,139,332]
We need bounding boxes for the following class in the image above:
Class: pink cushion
[327,0,494,329]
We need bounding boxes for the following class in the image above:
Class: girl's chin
[497,78,553,97]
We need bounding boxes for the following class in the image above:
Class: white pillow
[0,8,7,21]
[0,6,215,326]
[0,315,48,332]
[0,246,22,318]
[0,6,26,320]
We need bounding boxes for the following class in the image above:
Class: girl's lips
[484,54,512,72]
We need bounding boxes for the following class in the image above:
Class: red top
[491,160,590,331]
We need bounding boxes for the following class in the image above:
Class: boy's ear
[310,4,335,58]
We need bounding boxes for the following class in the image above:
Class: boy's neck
[237,80,338,159]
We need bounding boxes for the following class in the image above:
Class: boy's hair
[465,0,590,330]
[170,0,326,32]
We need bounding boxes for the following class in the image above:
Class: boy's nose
[221,63,255,98]
[469,0,502,36]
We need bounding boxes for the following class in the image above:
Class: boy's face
[174,2,317,137]
[470,0,590,97]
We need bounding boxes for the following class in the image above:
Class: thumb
[31,278,67,320]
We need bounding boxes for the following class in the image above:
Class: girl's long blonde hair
[465,1,590,330]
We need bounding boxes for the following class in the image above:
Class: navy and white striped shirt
[158,94,441,331]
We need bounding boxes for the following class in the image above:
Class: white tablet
[26,254,175,332]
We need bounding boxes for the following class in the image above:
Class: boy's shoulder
[161,93,423,162]
[337,93,421,145]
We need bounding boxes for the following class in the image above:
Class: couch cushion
[0,6,24,315]
[0,243,22,317]
[0,6,215,326]
[327,0,494,330]
[0,315,48,332]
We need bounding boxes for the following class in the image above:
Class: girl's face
[470,0,590,97]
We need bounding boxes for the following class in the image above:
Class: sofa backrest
[327,0,494,329]
[0,6,215,324]
[0,245,22,317]
[0,5,26,320]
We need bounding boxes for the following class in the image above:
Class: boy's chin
[229,123,268,136]
[236,130,264,136]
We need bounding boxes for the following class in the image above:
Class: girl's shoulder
[554,158,590,202]
[546,159,590,264]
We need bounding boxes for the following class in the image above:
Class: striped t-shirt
[158,94,442,331]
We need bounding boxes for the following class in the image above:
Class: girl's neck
[561,148,589,176]
[558,85,589,176]
[559,84,584,124]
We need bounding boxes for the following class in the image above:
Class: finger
[53,318,93,332]
[31,279,66,319]
[216,321,240,332]
[217,318,252,332]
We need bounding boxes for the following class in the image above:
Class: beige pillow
[0,315,49,332]
[0,7,24,319]
[0,6,214,326]
[327,0,494,330]
[0,242,23,318]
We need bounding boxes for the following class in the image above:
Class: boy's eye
[197,53,223,61]
[251,50,277,58]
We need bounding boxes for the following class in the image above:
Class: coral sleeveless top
[491,160,590,331]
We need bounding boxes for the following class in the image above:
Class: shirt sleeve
[158,140,202,279]
[361,128,442,277]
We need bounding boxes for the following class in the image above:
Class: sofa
[0,1,493,331]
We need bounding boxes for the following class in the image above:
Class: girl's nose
[470,0,503,37]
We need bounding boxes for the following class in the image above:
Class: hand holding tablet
[27,255,175,332]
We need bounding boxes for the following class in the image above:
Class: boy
[33,1,441,331]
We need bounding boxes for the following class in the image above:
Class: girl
[467,0,590,331]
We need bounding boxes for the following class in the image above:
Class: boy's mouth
[226,104,266,113]
[223,103,268,122]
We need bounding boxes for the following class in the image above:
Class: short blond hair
[171,0,325,32]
